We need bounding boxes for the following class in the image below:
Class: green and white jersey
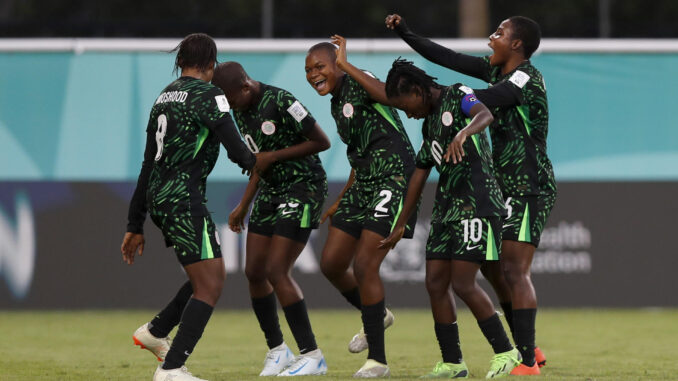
[483,59,556,197]
[232,83,326,194]
[330,73,416,183]
[416,84,506,223]
[146,77,238,216]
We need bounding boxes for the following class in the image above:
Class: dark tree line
[0,0,675,38]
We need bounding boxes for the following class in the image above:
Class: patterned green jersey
[415,84,506,223]
[127,77,254,234]
[330,73,416,182]
[232,83,326,194]
[481,58,556,197]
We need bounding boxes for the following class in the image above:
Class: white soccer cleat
[259,342,294,376]
[348,308,395,353]
[133,322,171,362]
[277,348,328,376]
[153,365,208,381]
[352,359,390,378]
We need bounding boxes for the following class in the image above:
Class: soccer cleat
[259,342,294,376]
[510,362,541,376]
[277,348,327,376]
[420,361,469,378]
[349,308,395,353]
[534,347,546,368]
[133,323,171,362]
[485,348,521,379]
[353,359,390,378]
[153,365,208,381]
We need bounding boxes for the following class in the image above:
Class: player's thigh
[268,233,307,274]
[353,229,390,276]
[320,226,359,273]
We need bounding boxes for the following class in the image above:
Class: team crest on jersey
[261,121,276,135]
[441,111,454,126]
[343,103,354,118]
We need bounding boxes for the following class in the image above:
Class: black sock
[434,322,463,364]
[252,292,284,349]
[340,287,362,310]
[282,299,318,354]
[513,308,537,366]
[149,281,193,338]
[162,298,213,370]
[477,313,513,354]
[499,302,514,336]
[362,299,386,365]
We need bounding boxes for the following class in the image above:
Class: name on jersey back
[155,91,188,104]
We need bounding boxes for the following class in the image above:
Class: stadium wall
[1,39,677,308]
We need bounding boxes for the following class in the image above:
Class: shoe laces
[286,355,309,372]
[179,366,192,375]
[489,352,515,370]
[432,362,445,373]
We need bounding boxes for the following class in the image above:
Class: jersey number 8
[154,114,167,161]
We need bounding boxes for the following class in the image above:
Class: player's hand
[121,232,144,265]
[385,14,403,30]
[320,201,340,224]
[229,204,247,233]
[378,225,405,250]
[445,129,468,164]
[254,151,277,175]
[330,34,348,69]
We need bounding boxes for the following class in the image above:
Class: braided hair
[385,58,441,104]
[171,33,217,75]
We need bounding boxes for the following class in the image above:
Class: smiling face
[305,49,340,96]
[488,19,516,66]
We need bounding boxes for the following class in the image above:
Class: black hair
[508,16,541,59]
[212,61,248,93]
[171,33,217,75]
[307,42,337,60]
[385,58,441,103]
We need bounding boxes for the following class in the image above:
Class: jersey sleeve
[127,115,157,233]
[278,90,316,134]
[394,19,492,82]
[415,138,435,170]
[200,87,256,171]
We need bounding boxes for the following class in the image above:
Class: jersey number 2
[154,114,167,161]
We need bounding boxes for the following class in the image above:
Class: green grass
[0,309,676,380]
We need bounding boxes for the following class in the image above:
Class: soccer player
[305,38,417,378]
[211,62,330,376]
[378,58,521,379]
[386,14,557,374]
[121,33,256,381]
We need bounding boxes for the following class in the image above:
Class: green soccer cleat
[485,348,521,379]
[420,361,469,378]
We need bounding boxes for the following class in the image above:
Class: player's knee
[451,278,476,298]
[245,264,267,284]
[264,265,288,286]
[320,255,344,280]
[425,274,448,296]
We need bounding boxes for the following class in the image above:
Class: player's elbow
[318,137,331,152]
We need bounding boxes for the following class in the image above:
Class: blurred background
[1,0,677,310]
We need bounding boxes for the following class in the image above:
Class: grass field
[1,308,676,380]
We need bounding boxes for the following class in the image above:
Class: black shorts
[150,213,222,266]
[501,193,556,248]
[248,181,327,244]
[331,175,417,239]
[426,217,502,264]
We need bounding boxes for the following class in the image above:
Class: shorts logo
[343,103,354,118]
[281,210,295,216]
[261,121,276,135]
[373,212,389,218]
[466,243,480,251]
[441,111,453,126]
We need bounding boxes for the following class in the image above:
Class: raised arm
[386,14,490,82]
[473,81,523,108]
[331,34,393,106]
